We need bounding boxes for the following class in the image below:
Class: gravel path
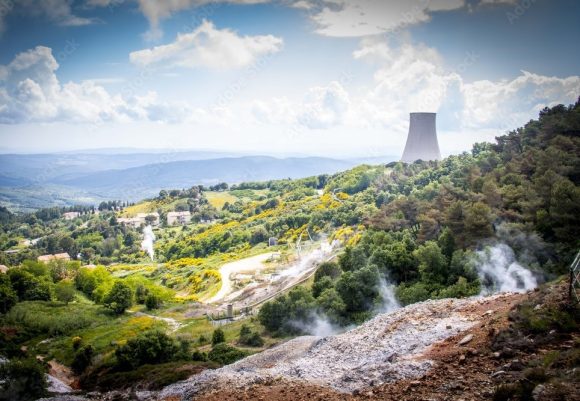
[205,253,275,304]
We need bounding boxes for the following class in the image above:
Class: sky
[0,0,579,157]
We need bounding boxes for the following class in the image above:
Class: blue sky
[0,0,578,157]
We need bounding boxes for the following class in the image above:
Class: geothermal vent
[401,112,442,163]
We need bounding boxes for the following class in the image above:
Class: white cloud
[304,0,466,38]
[298,81,351,129]
[129,20,283,69]
[461,71,580,129]
[135,0,269,40]
[250,81,350,129]
[0,46,202,124]
[248,37,580,143]
[0,0,95,38]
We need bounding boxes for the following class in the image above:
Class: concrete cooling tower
[401,112,442,163]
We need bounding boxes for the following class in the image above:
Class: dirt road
[205,252,276,304]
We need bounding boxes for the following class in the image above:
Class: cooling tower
[401,112,442,163]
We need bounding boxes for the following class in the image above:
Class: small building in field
[268,237,278,247]
[38,253,71,263]
[137,212,160,226]
[167,211,192,226]
[63,212,80,220]
[118,212,160,228]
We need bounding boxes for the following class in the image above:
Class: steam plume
[141,225,156,260]
[474,244,538,295]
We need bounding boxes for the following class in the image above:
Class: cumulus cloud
[298,81,351,129]
[461,71,580,129]
[0,46,202,124]
[129,20,283,69]
[249,37,579,138]
[135,0,269,40]
[303,0,466,37]
[251,81,350,129]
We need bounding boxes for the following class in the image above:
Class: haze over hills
[0,151,396,211]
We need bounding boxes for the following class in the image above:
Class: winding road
[205,252,276,304]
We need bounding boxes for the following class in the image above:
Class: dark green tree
[104,281,133,314]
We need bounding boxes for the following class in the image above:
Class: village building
[37,253,71,263]
[118,212,160,228]
[63,212,80,220]
[167,211,192,225]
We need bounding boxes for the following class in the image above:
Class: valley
[0,102,579,401]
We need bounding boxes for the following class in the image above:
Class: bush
[0,274,17,313]
[207,343,248,365]
[104,281,133,314]
[54,280,75,304]
[115,330,179,370]
[72,336,82,350]
[238,325,264,347]
[211,328,225,346]
[192,350,208,361]
[0,358,48,401]
[145,294,161,310]
[71,345,93,375]
[396,282,431,305]
[5,302,99,336]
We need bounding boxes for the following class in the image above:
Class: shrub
[72,336,82,350]
[207,343,247,365]
[54,280,75,304]
[192,350,208,361]
[396,282,431,305]
[104,281,133,314]
[0,358,48,401]
[211,328,225,346]
[71,345,93,375]
[115,330,179,370]
[0,274,17,313]
[145,294,161,310]
[238,325,264,347]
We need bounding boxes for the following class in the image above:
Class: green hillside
[0,100,579,396]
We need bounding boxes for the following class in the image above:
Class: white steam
[291,312,346,337]
[475,244,538,295]
[141,225,156,260]
[376,278,400,314]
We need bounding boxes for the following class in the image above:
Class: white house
[167,211,191,225]
[63,212,80,220]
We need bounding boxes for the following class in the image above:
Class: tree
[115,330,179,370]
[54,280,75,304]
[463,202,493,245]
[258,296,289,333]
[207,343,247,365]
[437,227,456,261]
[414,241,448,287]
[0,274,17,314]
[312,276,334,298]
[104,281,133,314]
[314,261,342,282]
[336,265,380,314]
[211,328,225,346]
[317,287,345,324]
[238,325,264,347]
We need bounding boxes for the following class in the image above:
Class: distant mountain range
[0,151,396,211]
